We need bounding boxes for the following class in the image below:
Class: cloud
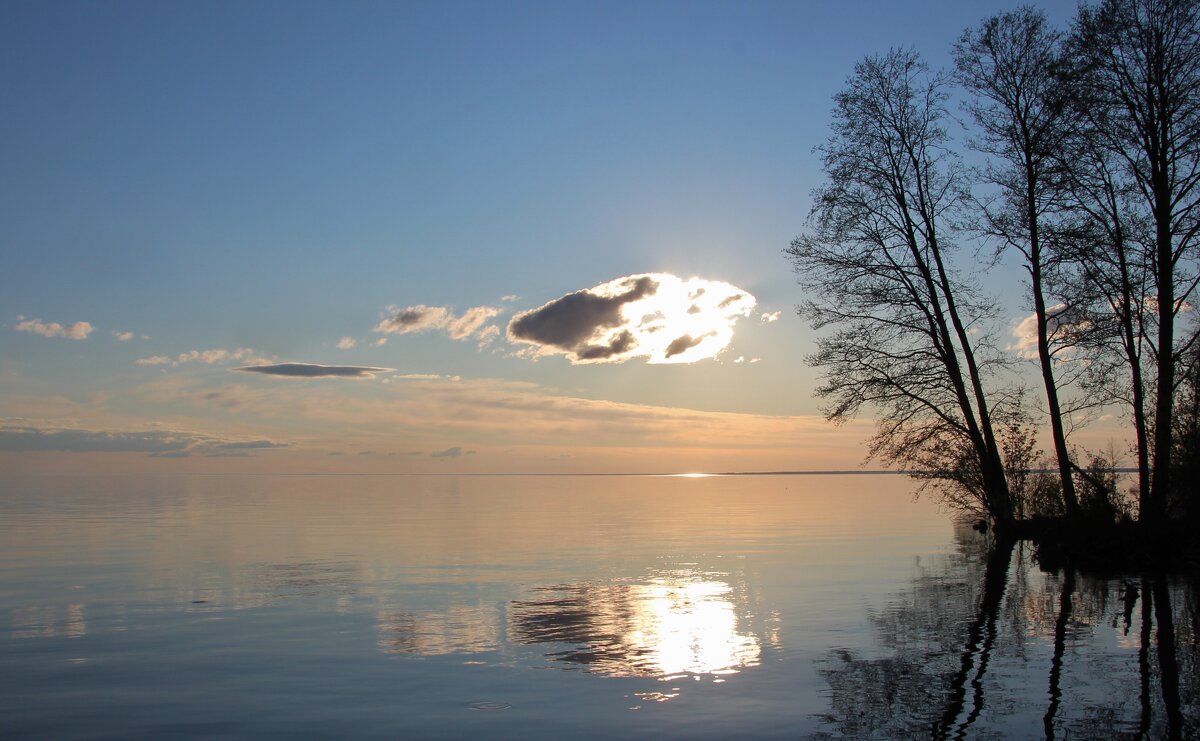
[377,305,451,335]
[374,304,501,344]
[447,306,501,340]
[108,372,880,471]
[1009,305,1089,360]
[476,325,501,348]
[136,347,267,367]
[430,446,463,458]
[761,311,781,323]
[507,273,757,364]
[389,373,456,381]
[15,316,93,340]
[0,423,285,457]
[501,295,520,302]
[232,363,394,379]
[664,332,712,359]
[336,336,357,350]
[111,330,135,341]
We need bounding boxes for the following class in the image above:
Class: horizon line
[8,468,1138,477]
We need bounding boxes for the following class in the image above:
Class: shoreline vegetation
[788,0,1200,578]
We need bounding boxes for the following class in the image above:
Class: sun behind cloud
[507,273,756,364]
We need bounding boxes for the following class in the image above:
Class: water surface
[1,474,1194,738]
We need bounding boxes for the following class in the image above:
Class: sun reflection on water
[373,571,767,687]
[509,573,762,680]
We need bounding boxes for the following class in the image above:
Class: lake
[1,474,1194,738]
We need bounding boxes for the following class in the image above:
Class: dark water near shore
[1,474,1195,738]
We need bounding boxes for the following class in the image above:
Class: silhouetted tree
[1054,105,1157,513]
[955,7,1083,518]
[1069,0,1200,527]
[1171,330,1200,519]
[788,48,1014,525]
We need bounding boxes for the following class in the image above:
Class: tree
[954,7,1083,517]
[1170,327,1200,519]
[1070,0,1200,527]
[1054,106,1157,516]
[787,49,1013,525]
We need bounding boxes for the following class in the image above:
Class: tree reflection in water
[814,525,1198,739]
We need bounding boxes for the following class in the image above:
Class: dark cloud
[233,363,393,379]
[576,330,637,361]
[505,273,757,365]
[393,307,436,327]
[508,276,658,351]
[430,446,463,458]
[0,426,286,457]
[665,333,709,358]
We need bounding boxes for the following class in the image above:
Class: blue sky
[2,0,1110,473]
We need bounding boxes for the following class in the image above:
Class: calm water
[1,474,1195,739]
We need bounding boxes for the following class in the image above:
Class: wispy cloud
[507,273,756,364]
[111,330,135,341]
[136,347,267,367]
[430,446,464,458]
[232,363,393,379]
[1009,305,1089,360]
[374,304,501,344]
[0,422,285,458]
[475,325,501,349]
[336,336,357,350]
[761,311,781,323]
[15,316,93,340]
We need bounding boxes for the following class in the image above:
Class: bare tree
[1055,104,1157,511]
[955,7,1083,517]
[1070,0,1200,527]
[788,49,1013,524]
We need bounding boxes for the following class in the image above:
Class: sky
[1,0,1126,474]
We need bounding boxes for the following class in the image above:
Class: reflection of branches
[1140,579,1153,738]
[1043,569,1075,740]
[1154,579,1184,740]
[933,538,1014,740]
[812,528,1198,738]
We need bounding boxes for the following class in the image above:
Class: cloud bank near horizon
[507,273,756,364]
[0,423,286,458]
